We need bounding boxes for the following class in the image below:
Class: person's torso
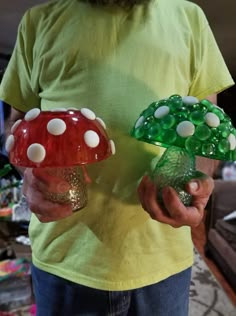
[28,0,204,289]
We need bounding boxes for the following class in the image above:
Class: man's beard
[86,0,151,7]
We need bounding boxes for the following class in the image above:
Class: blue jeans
[31,264,191,316]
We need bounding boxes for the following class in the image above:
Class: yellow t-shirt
[0,0,234,290]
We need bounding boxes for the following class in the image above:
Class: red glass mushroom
[6,108,115,211]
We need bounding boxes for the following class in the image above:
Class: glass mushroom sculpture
[5,108,115,211]
[131,95,236,206]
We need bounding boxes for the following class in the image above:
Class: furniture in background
[205,179,236,292]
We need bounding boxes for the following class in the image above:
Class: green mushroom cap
[131,95,236,161]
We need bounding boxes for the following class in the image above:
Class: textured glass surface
[9,109,113,167]
[131,95,236,206]
[7,108,114,211]
[44,166,88,211]
[152,147,196,206]
[131,95,236,161]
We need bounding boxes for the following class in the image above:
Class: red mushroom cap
[6,108,115,168]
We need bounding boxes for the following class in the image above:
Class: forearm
[5,106,26,176]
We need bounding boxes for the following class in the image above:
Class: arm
[5,106,73,222]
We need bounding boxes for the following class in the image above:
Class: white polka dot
[84,130,100,148]
[135,116,145,128]
[182,96,199,105]
[11,119,22,133]
[27,143,46,163]
[81,108,96,120]
[214,104,224,112]
[25,108,41,121]
[5,135,15,152]
[47,119,66,136]
[176,121,195,138]
[110,140,116,155]
[205,112,220,128]
[96,117,106,129]
[51,108,67,112]
[228,133,236,150]
[154,106,170,119]
[67,107,78,111]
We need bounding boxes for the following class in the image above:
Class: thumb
[186,176,214,197]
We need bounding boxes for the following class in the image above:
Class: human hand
[22,168,73,223]
[137,175,214,228]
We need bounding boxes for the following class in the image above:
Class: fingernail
[189,181,199,192]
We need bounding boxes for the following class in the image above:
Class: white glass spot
[51,108,67,112]
[24,108,41,121]
[176,121,195,138]
[182,96,199,105]
[110,140,116,155]
[84,130,100,148]
[96,117,106,129]
[135,116,145,128]
[81,108,96,120]
[228,133,236,150]
[27,143,46,163]
[67,107,78,111]
[11,119,22,133]
[5,135,15,152]
[47,119,67,136]
[205,112,220,128]
[154,106,170,119]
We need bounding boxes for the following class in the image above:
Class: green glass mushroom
[131,95,236,206]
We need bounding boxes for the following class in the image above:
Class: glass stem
[151,146,197,206]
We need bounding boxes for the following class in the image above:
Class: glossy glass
[8,109,114,212]
[44,166,88,211]
[131,96,236,161]
[131,95,236,205]
[9,110,113,168]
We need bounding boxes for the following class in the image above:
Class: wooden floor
[191,221,236,306]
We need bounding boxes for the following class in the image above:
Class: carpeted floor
[189,249,236,316]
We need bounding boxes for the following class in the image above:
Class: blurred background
[0,1,235,315]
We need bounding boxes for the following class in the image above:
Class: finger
[30,199,72,217]
[23,185,72,218]
[30,201,72,221]
[34,210,73,223]
[186,176,214,197]
[162,186,203,227]
[140,180,176,223]
[32,168,71,193]
[22,168,35,195]
[137,175,150,211]
[186,176,214,211]
[160,186,189,227]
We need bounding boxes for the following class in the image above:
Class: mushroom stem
[151,146,200,206]
[81,165,92,184]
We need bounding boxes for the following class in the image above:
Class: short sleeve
[0,10,40,112]
[189,14,234,99]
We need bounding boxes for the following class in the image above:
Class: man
[0,0,234,315]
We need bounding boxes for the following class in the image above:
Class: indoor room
[0,1,235,315]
